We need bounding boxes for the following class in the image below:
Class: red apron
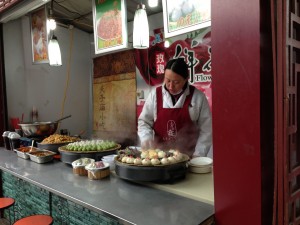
[153,86,199,157]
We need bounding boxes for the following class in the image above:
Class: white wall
[3,12,164,138]
[3,16,92,137]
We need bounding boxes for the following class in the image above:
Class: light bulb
[48,19,56,30]
[148,0,158,7]
[164,39,170,48]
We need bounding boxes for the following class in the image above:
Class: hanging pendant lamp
[148,0,158,7]
[48,34,62,66]
[133,3,149,49]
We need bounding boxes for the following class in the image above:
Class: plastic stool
[0,197,15,225]
[14,215,53,225]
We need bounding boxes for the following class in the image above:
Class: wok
[18,115,71,137]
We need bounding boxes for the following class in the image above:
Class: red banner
[135,28,212,111]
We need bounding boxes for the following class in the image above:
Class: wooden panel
[285,1,300,223]
[93,50,135,78]
[211,1,262,225]
[0,24,8,145]
[275,0,285,224]
[93,50,137,146]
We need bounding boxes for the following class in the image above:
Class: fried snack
[17,146,38,152]
[41,134,80,144]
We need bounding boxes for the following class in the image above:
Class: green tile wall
[1,171,50,222]
[51,194,69,225]
[1,171,125,225]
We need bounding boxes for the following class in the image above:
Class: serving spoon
[30,140,34,152]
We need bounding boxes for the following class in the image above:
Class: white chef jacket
[138,83,213,158]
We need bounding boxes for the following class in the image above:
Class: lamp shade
[133,3,149,49]
[48,34,62,66]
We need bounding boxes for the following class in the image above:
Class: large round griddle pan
[114,156,189,183]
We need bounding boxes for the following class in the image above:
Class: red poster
[135,27,212,117]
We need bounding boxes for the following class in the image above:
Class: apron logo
[167,120,177,138]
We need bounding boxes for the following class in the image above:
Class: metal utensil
[30,140,34,152]
[18,115,72,137]
[53,115,71,123]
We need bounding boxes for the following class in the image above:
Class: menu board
[31,6,48,63]
[162,0,211,38]
[92,0,128,54]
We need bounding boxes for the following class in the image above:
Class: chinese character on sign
[155,52,165,75]
[99,104,105,111]
[173,43,199,84]
[172,43,213,84]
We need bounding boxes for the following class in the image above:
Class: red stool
[0,197,15,225]
[13,215,53,225]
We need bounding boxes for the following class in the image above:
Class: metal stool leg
[10,204,15,225]
[8,207,11,225]
[6,204,15,225]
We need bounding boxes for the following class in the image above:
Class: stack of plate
[102,154,117,171]
[188,157,213,174]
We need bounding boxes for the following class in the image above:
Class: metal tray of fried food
[14,147,39,160]
[27,149,56,163]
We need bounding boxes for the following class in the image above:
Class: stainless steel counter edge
[0,149,214,225]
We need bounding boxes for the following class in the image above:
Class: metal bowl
[18,122,58,137]
[37,142,72,153]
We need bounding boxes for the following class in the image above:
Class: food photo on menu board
[92,0,128,54]
[162,0,211,38]
[30,6,49,63]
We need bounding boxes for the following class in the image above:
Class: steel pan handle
[54,115,71,123]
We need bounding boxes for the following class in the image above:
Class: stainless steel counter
[0,149,214,225]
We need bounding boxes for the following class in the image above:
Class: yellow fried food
[41,134,80,144]
[148,149,158,159]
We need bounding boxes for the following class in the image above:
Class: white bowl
[72,158,95,168]
[189,165,212,174]
[85,161,110,171]
[102,154,117,160]
[189,157,213,167]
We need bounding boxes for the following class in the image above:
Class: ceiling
[49,0,163,33]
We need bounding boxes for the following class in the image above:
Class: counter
[142,172,214,205]
[0,149,214,225]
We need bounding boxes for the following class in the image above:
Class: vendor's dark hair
[165,58,189,79]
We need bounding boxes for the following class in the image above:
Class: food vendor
[138,58,212,158]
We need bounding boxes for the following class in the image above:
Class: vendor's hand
[141,140,156,149]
